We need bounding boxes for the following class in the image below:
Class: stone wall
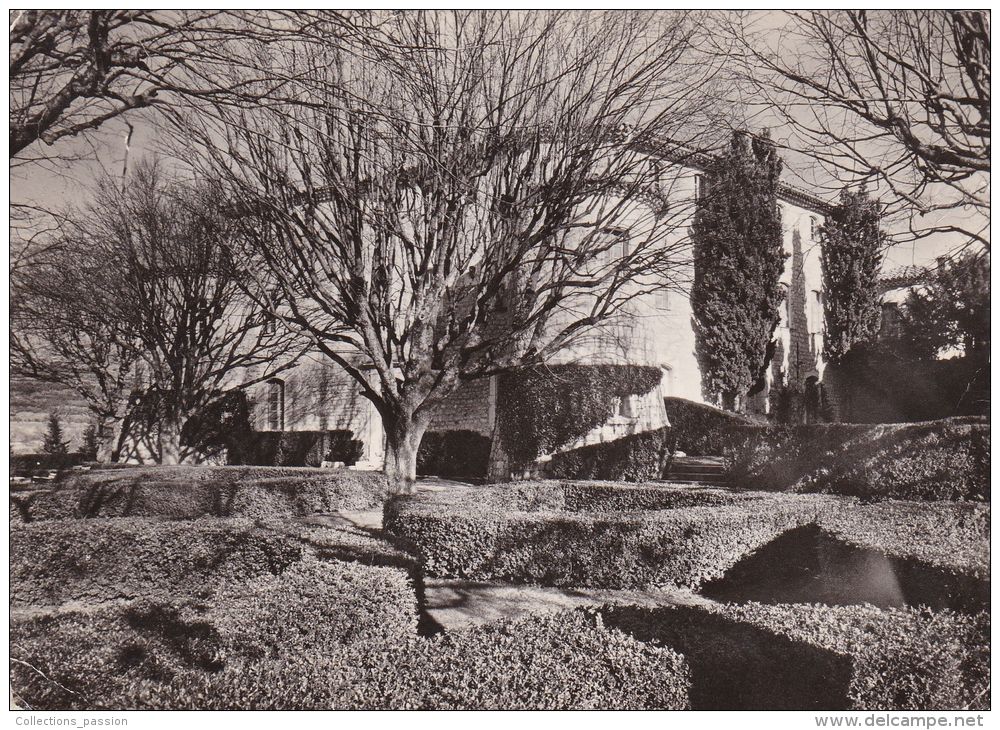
[426,378,494,435]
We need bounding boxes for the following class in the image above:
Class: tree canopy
[691,130,785,411]
[820,186,887,364]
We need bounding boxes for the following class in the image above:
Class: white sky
[10,9,985,274]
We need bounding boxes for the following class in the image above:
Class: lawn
[10,464,990,710]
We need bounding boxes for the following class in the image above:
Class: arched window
[266,379,284,431]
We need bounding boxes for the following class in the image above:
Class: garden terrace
[11,560,690,709]
[10,465,390,522]
[545,409,989,502]
[727,417,990,500]
[600,602,989,710]
[385,481,837,589]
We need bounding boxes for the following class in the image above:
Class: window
[262,316,276,336]
[597,227,629,265]
[266,379,284,431]
[811,289,823,330]
[694,174,705,201]
[660,366,673,398]
[780,282,790,322]
[611,395,635,420]
[656,286,671,311]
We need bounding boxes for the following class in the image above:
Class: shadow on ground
[700,524,988,613]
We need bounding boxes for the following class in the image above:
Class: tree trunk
[486,418,512,483]
[159,415,185,465]
[97,417,121,463]
[383,414,427,494]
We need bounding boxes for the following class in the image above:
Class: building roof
[636,135,835,215]
[878,265,934,294]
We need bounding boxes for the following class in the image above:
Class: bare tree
[728,10,990,249]
[184,10,722,489]
[11,160,304,463]
[11,253,139,461]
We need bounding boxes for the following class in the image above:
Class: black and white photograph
[8,8,990,717]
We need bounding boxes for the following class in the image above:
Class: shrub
[10,518,303,607]
[831,347,989,422]
[417,430,491,480]
[208,558,418,658]
[497,364,663,466]
[818,501,990,584]
[727,418,989,501]
[560,481,753,513]
[601,602,989,710]
[324,431,365,466]
[700,521,989,615]
[181,390,255,462]
[229,430,364,467]
[11,607,689,710]
[10,452,86,477]
[662,397,755,455]
[385,483,834,589]
[545,427,671,481]
[20,465,390,521]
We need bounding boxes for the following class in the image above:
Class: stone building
[244,149,832,468]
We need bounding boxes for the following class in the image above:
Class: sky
[10,9,987,274]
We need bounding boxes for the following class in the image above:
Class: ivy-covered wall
[496,364,664,466]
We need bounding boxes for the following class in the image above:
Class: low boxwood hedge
[15,465,390,521]
[208,558,418,658]
[10,518,303,607]
[813,501,991,613]
[561,481,753,513]
[385,483,834,589]
[12,604,690,710]
[601,602,989,710]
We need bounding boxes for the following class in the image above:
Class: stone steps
[664,456,728,485]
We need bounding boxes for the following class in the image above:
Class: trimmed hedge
[818,500,990,584]
[545,413,989,502]
[542,397,751,480]
[700,522,989,615]
[10,518,303,607]
[11,452,87,477]
[16,465,390,521]
[662,396,756,456]
[546,427,672,481]
[601,602,989,710]
[229,430,364,467]
[560,481,754,513]
[12,605,690,710]
[728,417,990,501]
[417,430,491,480]
[385,482,834,588]
[208,558,418,658]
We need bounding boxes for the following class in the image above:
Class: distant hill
[10,377,93,454]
